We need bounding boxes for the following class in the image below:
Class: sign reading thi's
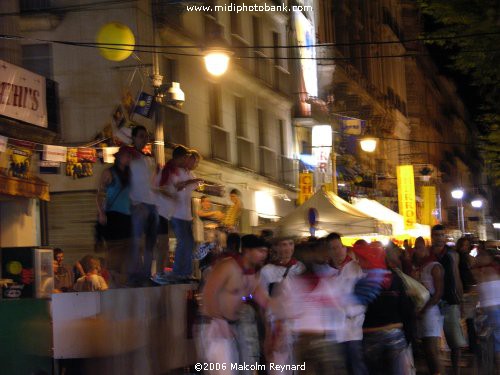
[0,59,47,128]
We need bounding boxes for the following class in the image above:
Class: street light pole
[451,188,465,235]
[151,29,165,167]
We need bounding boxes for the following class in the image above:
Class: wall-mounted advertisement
[294,11,318,98]
[0,59,48,128]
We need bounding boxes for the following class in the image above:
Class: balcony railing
[259,146,277,179]
[211,125,230,162]
[237,136,255,171]
[279,155,298,187]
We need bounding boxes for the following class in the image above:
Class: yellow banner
[421,185,436,226]
[298,172,313,205]
[397,165,416,229]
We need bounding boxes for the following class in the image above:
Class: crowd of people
[194,226,500,375]
[94,125,241,287]
[50,126,500,374]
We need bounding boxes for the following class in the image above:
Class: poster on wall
[0,59,48,127]
[0,139,35,179]
[66,147,96,178]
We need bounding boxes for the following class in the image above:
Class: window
[22,44,52,78]
[161,105,188,146]
[20,0,51,12]
[235,96,246,137]
[209,83,222,126]
[278,119,286,156]
[230,2,242,36]
[272,32,282,67]
[258,109,266,147]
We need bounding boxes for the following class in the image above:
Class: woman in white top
[413,236,444,375]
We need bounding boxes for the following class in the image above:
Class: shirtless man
[199,234,270,374]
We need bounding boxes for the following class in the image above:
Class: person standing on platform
[128,125,159,286]
[223,189,242,233]
[96,145,132,286]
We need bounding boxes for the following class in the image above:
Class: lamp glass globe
[204,51,230,76]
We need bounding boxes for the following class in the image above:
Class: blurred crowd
[50,125,500,374]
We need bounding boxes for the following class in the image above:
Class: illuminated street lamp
[204,49,232,76]
[360,137,377,153]
[471,198,483,208]
[203,34,233,77]
[451,188,465,235]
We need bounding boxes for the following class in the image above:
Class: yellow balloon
[96,22,135,62]
[7,261,22,275]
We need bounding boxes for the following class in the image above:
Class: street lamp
[203,34,233,77]
[360,137,377,153]
[451,188,465,235]
[471,198,483,208]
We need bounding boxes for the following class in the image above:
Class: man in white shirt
[167,148,203,280]
[128,125,159,285]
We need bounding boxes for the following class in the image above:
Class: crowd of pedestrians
[194,226,500,375]
[52,126,500,374]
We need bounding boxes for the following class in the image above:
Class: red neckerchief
[230,253,256,275]
[300,272,321,291]
[159,159,179,186]
[272,258,298,267]
[329,255,352,270]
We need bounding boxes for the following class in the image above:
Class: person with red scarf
[413,236,444,375]
[260,236,305,375]
[198,235,271,374]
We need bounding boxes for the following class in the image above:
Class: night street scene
[0,0,499,374]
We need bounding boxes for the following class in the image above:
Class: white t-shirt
[260,261,305,296]
[129,155,157,205]
[170,168,198,221]
[155,172,176,220]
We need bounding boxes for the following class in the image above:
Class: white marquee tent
[264,191,382,237]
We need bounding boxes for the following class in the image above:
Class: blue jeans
[171,218,194,277]
[363,328,408,375]
[129,203,158,282]
[344,340,368,375]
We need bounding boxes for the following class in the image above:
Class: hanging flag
[0,135,7,153]
[134,92,154,118]
[43,145,67,162]
[421,185,437,226]
[0,139,35,179]
[66,148,95,178]
[397,165,417,230]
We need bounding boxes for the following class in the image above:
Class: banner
[421,185,437,226]
[134,92,154,118]
[66,147,96,178]
[294,11,318,97]
[298,172,313,205]
[397,165,417,230]
[0,59,47,127]
[43,145,67,162]
[340,118,364,135]
[0,139,35,179]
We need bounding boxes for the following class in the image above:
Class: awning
[0,175,50,201]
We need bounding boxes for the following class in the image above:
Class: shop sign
[397,165,416,229]
[43,145,67,162]
[0,59,47,127]
[298,172,313,205]
[421,185,437,226]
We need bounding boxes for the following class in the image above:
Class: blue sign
[134,92,154,118]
